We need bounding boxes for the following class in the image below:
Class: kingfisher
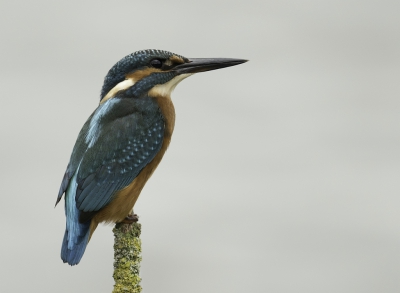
[56,49,247,265]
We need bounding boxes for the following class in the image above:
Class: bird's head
[100,49,247,103]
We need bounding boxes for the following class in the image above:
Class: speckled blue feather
[75,96,164,212]
[58,96,164,265]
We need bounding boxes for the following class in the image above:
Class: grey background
[1,0,399,292]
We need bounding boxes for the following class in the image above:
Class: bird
[56,49,247,265]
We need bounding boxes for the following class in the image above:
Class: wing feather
[75,101,165,213]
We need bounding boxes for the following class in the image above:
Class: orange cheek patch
[170,55,185,64]
[125,67,162,81]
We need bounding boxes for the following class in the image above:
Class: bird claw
[121,214,139,223]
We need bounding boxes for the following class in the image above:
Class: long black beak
[174,58,248,74]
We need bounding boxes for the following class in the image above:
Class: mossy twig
[112,222,142,293]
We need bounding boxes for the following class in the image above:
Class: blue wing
[76,113,164,212]
[57,97,165,215]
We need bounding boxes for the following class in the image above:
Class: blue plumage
[61,170,91,265]
[57,49,247,266]
[58,96,164,265]
[75,97,165,213]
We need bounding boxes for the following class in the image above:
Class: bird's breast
[150,94,175,140]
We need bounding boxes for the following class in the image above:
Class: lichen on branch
[112,222,142,293]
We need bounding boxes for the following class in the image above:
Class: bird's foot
[121,214,139,224]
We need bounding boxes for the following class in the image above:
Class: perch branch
[112,222,142,293]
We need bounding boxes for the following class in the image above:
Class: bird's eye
[150,59,163,69]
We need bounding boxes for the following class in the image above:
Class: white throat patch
[101,79,136,104]
[149,73,193,97]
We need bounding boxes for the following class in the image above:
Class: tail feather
[61,167,91,266]
[61,222,90,265]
